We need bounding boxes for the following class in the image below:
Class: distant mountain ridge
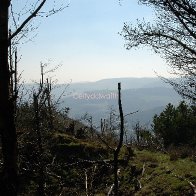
[65,77,173,92]
[58,77,182,126]
[23,77,174,94]
[22,77,182,126]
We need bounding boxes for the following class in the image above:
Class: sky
[13,0,171,83]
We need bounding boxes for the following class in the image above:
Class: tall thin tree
[0,0,18,195]
[0,0,65,194]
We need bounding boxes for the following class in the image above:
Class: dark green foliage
[152,101,196,147]
[15,100,196,195]
[14,88,196,195]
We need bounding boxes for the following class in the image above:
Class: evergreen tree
[152,102,196,147]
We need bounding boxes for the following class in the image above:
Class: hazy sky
[15,0,171,83]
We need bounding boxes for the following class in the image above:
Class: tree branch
[9,0,47,44]
[166,0,196,40]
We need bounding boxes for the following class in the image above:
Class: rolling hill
[58,77,182,127]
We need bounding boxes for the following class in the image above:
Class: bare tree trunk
[113,83,124,196]
[0,0,18,195]
[46,78,53,130]
[33,94,45,196]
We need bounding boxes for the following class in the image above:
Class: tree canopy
[121,0,196,102]
[152,101,196,147]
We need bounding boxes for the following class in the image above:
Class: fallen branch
[173,173,196,196]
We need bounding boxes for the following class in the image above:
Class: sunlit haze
[15,0,171,83]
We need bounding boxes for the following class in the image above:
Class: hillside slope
[18,130,196,195]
